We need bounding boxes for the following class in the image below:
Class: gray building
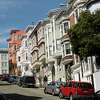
[0,48,9,75]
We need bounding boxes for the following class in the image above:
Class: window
[63,22,69,33]
[2,62,7,67]
[25,41,28,47]
[60,21,69,36]
[49,45,52,56]
[48,27,52,33]
[1,54,7,60]
[60,24,63,34]
[65,43,71,55]
[18,56,20,61]
[26,53,28,60]
[75,9,79,21]
[56,39,61,50]
[68,82,72,87]
[14,45,16,50]
[63,45,64,56]
[17,35,21,40]
[48,27,52,39]
[2,70,7,74]
[79,83,93,89]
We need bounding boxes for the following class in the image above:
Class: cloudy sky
[0,0,64,48]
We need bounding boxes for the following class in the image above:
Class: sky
[0,0,64,48]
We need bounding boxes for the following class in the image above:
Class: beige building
[29,21,46,87]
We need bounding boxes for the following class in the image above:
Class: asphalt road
[0,81,63,100]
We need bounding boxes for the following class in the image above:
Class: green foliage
[68,10,100,60]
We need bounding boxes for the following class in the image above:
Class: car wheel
[22,84,26,88]
[19,84,21,87]
[70,94,73,100]
[59,92,64,99]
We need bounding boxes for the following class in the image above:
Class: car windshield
[25,77,34,83]
[11,76,17,79]
[55,82,64,87]
[79,83,93,88]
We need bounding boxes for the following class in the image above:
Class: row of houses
[7,0,100,91]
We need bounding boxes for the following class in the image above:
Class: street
[0,81,62,100]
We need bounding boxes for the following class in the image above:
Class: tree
[68,10,100,64]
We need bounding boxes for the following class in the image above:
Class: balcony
[71,63,80,72]
[62,54,73,65]
[39,53,45,62]
[53,51,62,58]
[69,0,86,7]
[38,37,45,46]
[31,46,38,53]
[83,70,92,77]
[32,60,41,69]
[74,0,87,6]
[47,56,55,63]
[61,34,69,43]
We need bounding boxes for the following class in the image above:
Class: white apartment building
[15,0,100,91]
[44,9,60,82]
[83,0,100,92]
[67,0,100,92]
[68,0,87,82]
[0,48,9,75]
[16,25,33,76]
[56,9,74,82]
[44,8,72,82]
[43,18,53,83]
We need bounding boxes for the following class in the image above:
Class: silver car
[44,81,65,95]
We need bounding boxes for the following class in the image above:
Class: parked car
[2,74,10,81]
[17,76,23,86]
[93,90,100,100]
[59,80,94,100]
[20,76,36,88]
[44,81,65,95]
[8,75,18,84]
[0,75,3,81]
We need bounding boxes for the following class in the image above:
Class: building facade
[7,30,24,75]
[7,0,100,91]
[16,25,33,76]
[67,0,100,92]
[28,21,47,87]
[29,22,42,87]
[0,48,9,75]
[44,8,72,82]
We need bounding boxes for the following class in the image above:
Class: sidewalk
[0,81,11,85]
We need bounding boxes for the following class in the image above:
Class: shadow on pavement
[5,93,42,100]
[0,83,11,86]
